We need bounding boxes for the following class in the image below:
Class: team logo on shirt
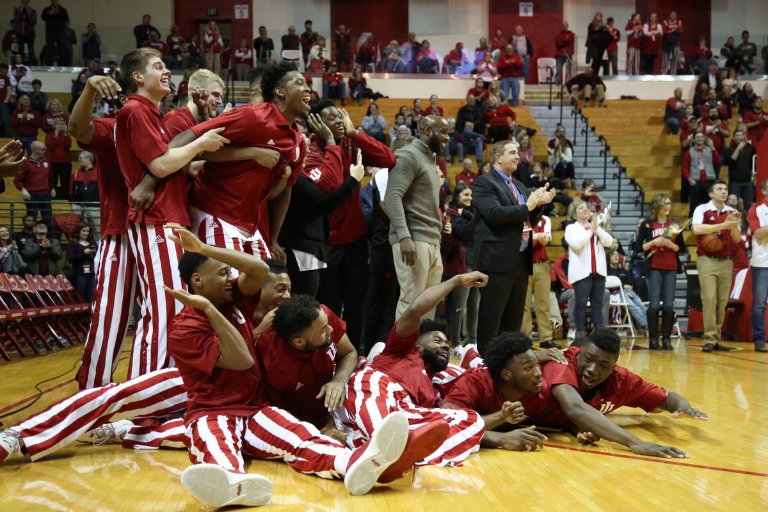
[154,235,165,244]
[308,168,322,182]
[267,139,276,145]
[232,307,246,325]
[598,401,615,414]
[295,382,304,390]
[295,146,301,162]
[109,255,118,262]
[209,220,219,229]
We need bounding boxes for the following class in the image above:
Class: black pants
[487,125,510,143]
[554,162,576,181]
[361,244,399,352]
[317,237,369,350]
[285,248,320,298]
[476,264,529,355]
[689,180,713,217]
[51,162,71,199]
[641,55,656,74]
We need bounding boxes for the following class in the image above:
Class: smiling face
[458,186,473,207]
[501,350,543,395]
[0,226,9,241]
[78,226,91,241]
[259,272,291,312]
[575,202,591,223]
[138,56,171,99]
[494,142,519,174]
[279,70,312,120]
[320,105,345,141]
[576,342,618,390]
[417,331,450,372]
[475,78,484,89]
[193,259,234,306]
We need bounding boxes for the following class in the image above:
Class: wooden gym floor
[0,337,766,511]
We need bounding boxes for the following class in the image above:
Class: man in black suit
[473,141,555,354]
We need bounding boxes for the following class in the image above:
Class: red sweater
[555,30,575,57]
[15,158,53,195]
[484,105,516,126]
[45,132,72,163]
[10,108,40,137]
[498,54,523,78]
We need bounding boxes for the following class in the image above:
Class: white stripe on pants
[187,407,350,477]
[127,223,185,379]
[11,368,186,461]
[78,234,138,389]
[190,207,272,264]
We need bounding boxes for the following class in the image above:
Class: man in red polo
[453,158,477,188]
[116,47,229,378]
[691,179,741,352]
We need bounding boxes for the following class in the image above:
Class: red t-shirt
[543,347,667,415]
[305,132,395,245]
[77,118,128,238]
[484,105,516,127]
[425,106,444,116]
[468,87,489,103]
[743,110,767,147]
[168,280,266,425]
[143,40,171,56]
[647,218,679,271]
[116,94,192,227]
[188,102,305,234]
[371,325,439,408]
[164,106,197,137]
[532,216,550,262]
[443,367,567,427]
[254,305,346,428]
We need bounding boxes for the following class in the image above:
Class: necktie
[508,179,530,243]
[586,226,597,274]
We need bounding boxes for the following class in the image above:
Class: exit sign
[207,7,218,16]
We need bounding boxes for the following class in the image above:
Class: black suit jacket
[473,170,543,274]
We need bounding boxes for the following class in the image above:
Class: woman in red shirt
[10,93,41,156]
[425,94,443,116]
[45,118,72,198]
[468,77,489,103]
[483,95,515,142]
[42,98,69,133]
[641,13,663,74]
[634,193,684,350]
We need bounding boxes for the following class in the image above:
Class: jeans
[647,269,677,314]
[462,129,485,162]
[383,59,404,73]
[728,181,755,213]
[449,275,480,346]
[500,76,520,106]
[444,140,463,164]
[350,83,366,101]
[751,266,768,345]
[665,117,681,134]
[17,135,37,157]
[75,273,95,303]
[555,56,569,86]
[521,56,530,82]
[322,82,346,100]
[0,102,11,138]
[573,275,606,332]
[616,289,648,327]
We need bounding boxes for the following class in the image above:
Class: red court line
[714,353,768,365]
[544,443,768,477]
[0,378,76,415]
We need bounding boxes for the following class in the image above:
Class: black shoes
[648,337,660,350]
[756,344,768,353]
[661,338,673,350]
[540,340,562,349]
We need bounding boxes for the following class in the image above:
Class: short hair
[120,48,162,93]
[568,199,587,220]
[305,19,312,25]
[32,79,42,87]
[607,17,614,23]
[272,294,322,341]
[484,332,533,379]
[260,61,298,103]
[79,150,95,166]
[581,178,595,190]
[490,140,513,163]
[189,69,224,91]
[709,178,727,193]
[418,319,448,338]
[308,99,336,131]
[177,251,210,289]
[742,30,749,36]
[265,258,288,276]
[248,67,263,89]
[586,329,621,355]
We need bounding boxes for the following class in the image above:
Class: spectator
[348,65,385,105]
[322,62,346,105]
[14,140,54,225]
[361,102,387,143]
[166,24,186,66]
[41,0,69,65]
[605,18,620,76]
[0,224,25,274]
[718,85,734,120]
[444,117,463,164]
[474,37,490,64]
[509,26,533,82]
[457,93,485,139]
[68,69,87,112]
[693,36,717,75]
[334,24,352,71]
[483,95,515,143]
[0,64,12,138]
[106,60,120,80]
[548,134,575,189]
[415,40,439,74]
[300,20,314,68]
[520,210,557,348]
[444,42,468,74]
[684,132,721,215]
[143,30,173,70]
[743,96,768,147]
[567,67,606,108]
[253,26,274,67]
[701,106,730,158]
[736,31,757,74]
[400,32,421,73]
[454,159,477,188]
[738,82,757,117]
[748,178,768,352]
[133,14,157,48]
[389,113,410,141]
[530,161,572,215]
[721,37,743,72]
[468,77,489,104]
[219,39,232,81]
[665,87,686,134]
[81,22,101,66]
[697,62,723,97]
[564,200,613,337]
[234,39,252,81]
[487,79,507,106]
[12,215,35,248]
[382,40,404,73]
[281,25,300,53]
[641,13,663,74]
[425,94,443,116]
[498,44,523,107]
[606,250,648,332]
[476,50,497,83]
[29,79,47,116]
[555,21,575,85]
[308,35,328,73]
[11,53,34,95]
[723,68,740,104]
[490,28,506,60]
[576,178,603,213]
[724,129,756,218]
[661,11,684,74]
[390,125,411,150]
[45,118,71,198]
[66,221,97,302]
[202,21,223,73]
[585,12,603,66]
[625,13,643,76]
[443,182,480,347]
[12,0,37,65]
[21,220,63,276]
[41,98,67,134]
[357,33,380,72]
[11,93,41,156]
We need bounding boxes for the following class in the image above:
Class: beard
[421,348,448,373]
[428,133,444,155]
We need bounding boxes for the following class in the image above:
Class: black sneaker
[540,340,562,349]
[756,344,767,353]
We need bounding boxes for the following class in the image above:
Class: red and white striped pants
[190,207,272,262]
[626,47,641,75]
[10,368,187,461]
[187,407,350,477]
[127,223,185,379]
[78,234,138,389]
[339,366,484,466]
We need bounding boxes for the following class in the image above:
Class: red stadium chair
[0,274,50,357]
[4,274,68,350]
[24,275,83,345]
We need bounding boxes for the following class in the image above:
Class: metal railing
[0,200,101,240]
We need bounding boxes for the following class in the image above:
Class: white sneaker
[77,419,134,445]
[567,328,576,340]
[366,342,386,363]
[344,411,409,495]
[0,429,22,465]
[451,345,466,360]
[181,464,273,507]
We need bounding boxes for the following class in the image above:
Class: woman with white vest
[564,200,614,337]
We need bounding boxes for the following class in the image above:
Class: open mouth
[438,349,449,361]
[581,376,595,388]
[301,95,312,110]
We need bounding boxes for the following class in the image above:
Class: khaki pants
[522,262,553,341]
[697,255,733,343]
[392,241,443,321]
[572,84,605,106]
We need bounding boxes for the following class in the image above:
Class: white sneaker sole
[181,464,272,507]
[344,412,408,496]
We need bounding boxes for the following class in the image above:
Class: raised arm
[68,75,121,144]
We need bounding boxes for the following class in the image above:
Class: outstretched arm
[658,391,709,420]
